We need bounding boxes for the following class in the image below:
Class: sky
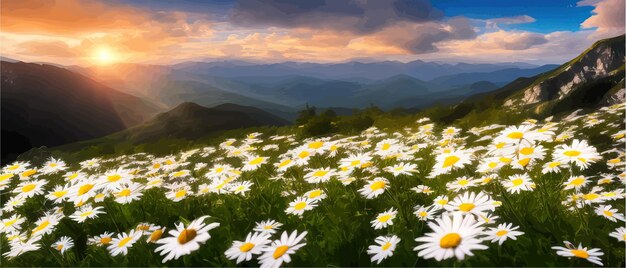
[1,0,624,66]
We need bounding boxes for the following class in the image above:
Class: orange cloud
[17,40,77,57]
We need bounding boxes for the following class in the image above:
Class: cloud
[229,0,443,34]
[447,30,548,51]
[16,40,77,57]
[488,15,536,25]
[578,0,625,37]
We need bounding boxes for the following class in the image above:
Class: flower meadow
[1,104,625,267]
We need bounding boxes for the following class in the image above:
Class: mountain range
[2,34,623,163]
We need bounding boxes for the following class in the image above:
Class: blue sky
[434,0,595,33]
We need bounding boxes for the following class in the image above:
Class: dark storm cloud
[229,0,444,34]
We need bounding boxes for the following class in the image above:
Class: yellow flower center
[80,211,93,217]
[458,203,475,212]
[100,237,112,245]
[273,245,289,259]
[308,141,324,149]
[278,159,292,167]
[370,181,386,191]
[382,242,392,250]
[294,202,307,210]
[350,160,361,167]
[507,132,523,139]
[382,143,391,150]
[175,190,187,199]
[496,230,508,236]
[439,233,462,248]
[172,171,187,177]
[118,189,131,197]
[118,237,132,247]
[378,214,392,222]
[149,230,163,242]
[458,179,469,186]
[582,193,600,200]
[570,249,589,259]
[22,183,36,193]
[603,210,613,217]
[178,228,197,244]
[548,161,561,168]
[519,147,534,155]
[32,220,50,234]
[56,244,63,250]
[570,177,585,186]
[239,242,255,252]
[8,165,20,170]
[249,157,264,165]
[21,169,37,177]
[298,151,310,159]
[78,184,94,195]
[488,162,498,168]
[0,173,14,181]
[437,199,448,205]
[312,170,329,177]
[419,211,428,217]
[563,150,581,157]
[442,155,460,168]
[518,158,531,167]
[308,190,322,198]
[511,178,524,186]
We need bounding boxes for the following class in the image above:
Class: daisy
[13,179,47,198]
[485,223,524,245]
[412,185,435,195]
[0,173,14,190]
[3,161,30,174]
[594,205,625,222]
[225,232,271,264]
[41,158,67,174]
[46,184,72,203]
[31,213,61,237]
[384,162,417,177]
[108,230,142,256]
[339,153,372,170]
[414,205,439,221]
[52,236,74,254]
[88,232,114,246]
[285,197,317,216]
[563,176,590,191]
[258,230,307,268]
[414,213,487,261]
[367,235,401,264]
[432,195,450,209]
[229,181,254,196]
[304,167,336,183]
[292,148,313,166]
[113,182,144,204]
[444,191,496,217]
[3,236,41,258]
[496,125,536,144]
[358,177,389,199]
[254,220,283,234]
[99,167,133,190]
[446,176,478,192]
[552,241,604,266]
[155,215,220,262]
[303,188,327,201]
[375,139,401,157]
[67,178,100,206]
[502,174,535,194]
[242,156,268,171]
[0,214,25,233]
[275,158,295,172]
[542,160,564,174]
[18,169,38,180]
[146,227,167,243]
[371,208,398,230]
[609,227,626,242]
[70,205,105,223]
[165,184,193,202]
[553,139,601,170]
[430,149,473,177]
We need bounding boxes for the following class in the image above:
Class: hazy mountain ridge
[1,61,162,162]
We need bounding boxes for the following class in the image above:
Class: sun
[93,47,118,65]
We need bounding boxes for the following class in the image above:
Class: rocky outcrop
[504,35,625,107]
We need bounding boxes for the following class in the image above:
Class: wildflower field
[1,104,625,267]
